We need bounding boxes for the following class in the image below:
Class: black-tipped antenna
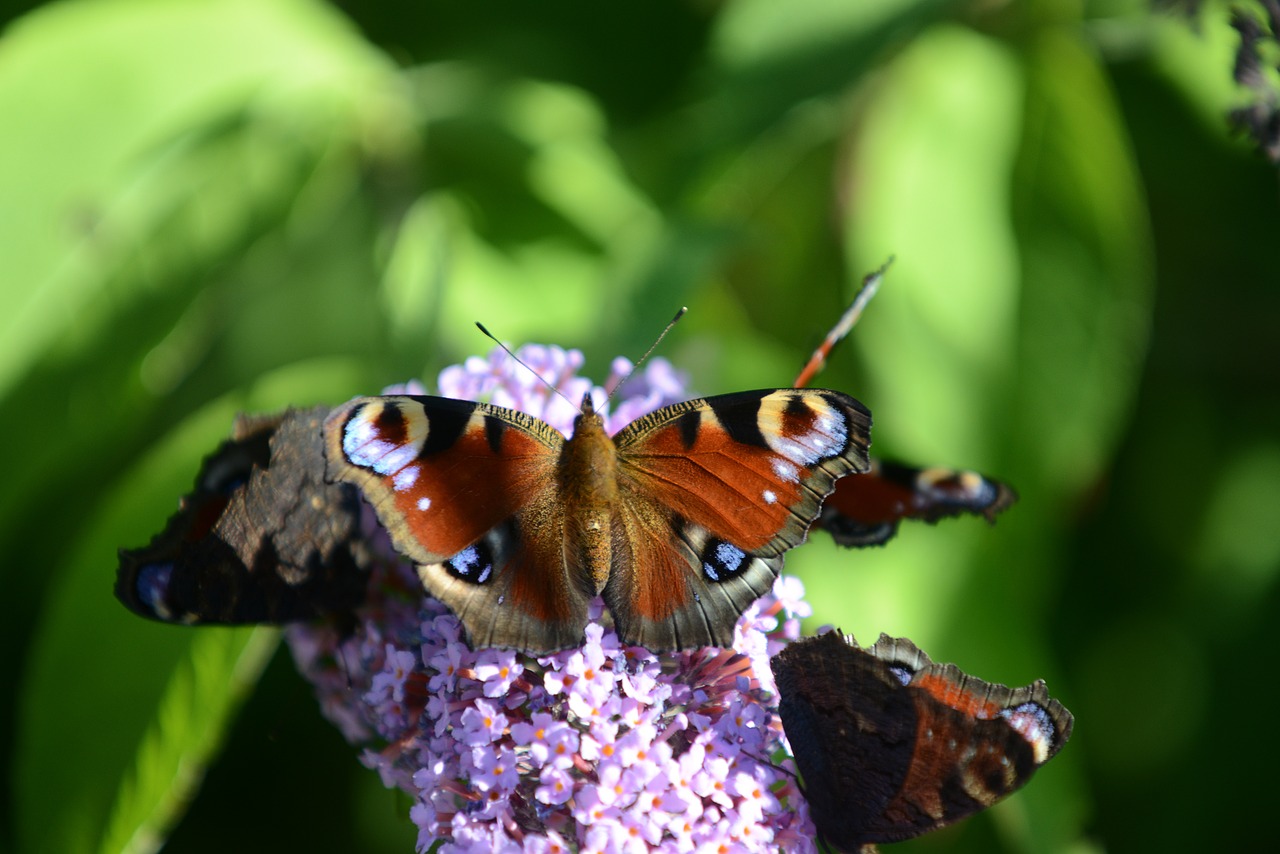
[475,322,578,409]
[608,306,687,402]
[793,257,893,389]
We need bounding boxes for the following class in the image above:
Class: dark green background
[3,1,1277,852]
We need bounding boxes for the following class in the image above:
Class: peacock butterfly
[323,388,871,653]
[771,631,1073,852]
[794,263,1017,547]
[117,406,372,624]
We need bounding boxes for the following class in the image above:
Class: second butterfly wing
[771,632,1073,851]
[117,406,372,624]
[815,459,1017,547]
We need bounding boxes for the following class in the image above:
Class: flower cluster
[286,345,816,853]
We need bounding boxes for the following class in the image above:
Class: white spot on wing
[417,496,432,511]
[762,489,777,505]
[704,541,747,581]
[449,545,481,579]
[771,458,800,483]
[394,464,420,491]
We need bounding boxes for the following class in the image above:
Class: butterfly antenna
[793,257,894,389]
[607,306,687,401]
[475,322,578,409]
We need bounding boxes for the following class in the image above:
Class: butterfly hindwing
[771,632,1073,850]
[606,389,872,649]
[116,407,371,624]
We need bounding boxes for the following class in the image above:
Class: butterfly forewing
[614,390,872,553]
[817,459,1018,548]
[324,396,563,563]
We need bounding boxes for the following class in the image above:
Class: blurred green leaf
[786,23,1026,651]
[704,0,953,150]
[844,24,1024,467]
[14,397,258,854]
[99,629,278,854]
[1009,29,1154,502]
[0,0,405,398]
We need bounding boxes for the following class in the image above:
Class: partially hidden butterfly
[794,262,1017,547]
[814,459,1017,547]
[771,631,1073,852]
[323,388,871,653]
[117,406,372,624]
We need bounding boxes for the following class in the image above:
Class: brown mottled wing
[324,396,594,652]
[116,407,371,624]
[817,459,1018,547]
[771,632,1073,851]
[604,389,871,650]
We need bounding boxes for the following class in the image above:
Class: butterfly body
[557,398,622,591]
[325,388,871,653]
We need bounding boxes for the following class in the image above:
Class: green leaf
[1009,30,1155,503]
[0,0,402,400]
[843,24,1025,468]
[703,0,955,150]
[794,24,1026,645]
[14,399,263,854]
[99,629,279,854]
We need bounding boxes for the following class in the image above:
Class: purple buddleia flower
[287,345,817,853]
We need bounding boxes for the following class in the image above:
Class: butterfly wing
[817,459,1018,547]
[605,389,872,649]
[772,632,1073,849]
[324,396,595,652]
[116,407,371,624]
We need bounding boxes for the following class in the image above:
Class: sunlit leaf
[99,629,278,854]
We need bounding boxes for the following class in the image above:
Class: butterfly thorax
[558,395,620,591]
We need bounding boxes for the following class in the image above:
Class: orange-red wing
[323,396,563,564]
[614,389,871,556]
[818,459,1018,548]
[602,491,785,650]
